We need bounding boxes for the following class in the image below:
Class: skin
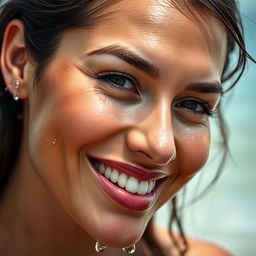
[0,0,228,255]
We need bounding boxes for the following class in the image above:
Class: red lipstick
[95,157,167,181]
[87,156,167,211]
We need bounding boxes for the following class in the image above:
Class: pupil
[109,76,125,86]
[184,101,197,110]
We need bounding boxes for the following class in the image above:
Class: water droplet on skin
[123,244,136,254]
[95,241,107,252]
[52,139,57,145]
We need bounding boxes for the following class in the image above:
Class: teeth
[99,163,105,174]
[110,169,119,183]
[147,180,155,194]
[105,167,112,179]
[95,161,156,194]
[137,181,148,195]
[118,173,128,188]
[126,177,139,194]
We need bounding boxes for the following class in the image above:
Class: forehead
[59,0,227,79]
[89,0,227,65]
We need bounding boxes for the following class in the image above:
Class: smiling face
[22,0,227,248]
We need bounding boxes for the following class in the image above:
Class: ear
[0,19,28,99]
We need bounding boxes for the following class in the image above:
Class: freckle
[52,139,57,145]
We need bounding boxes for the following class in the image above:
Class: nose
[126,102,176,166]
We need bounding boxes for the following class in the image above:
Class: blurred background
[0,0,254,255]
[156,1,256,255]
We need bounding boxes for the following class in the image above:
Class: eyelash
[95,71,216,117]
[96,71,139,94]
[175,99,216,117]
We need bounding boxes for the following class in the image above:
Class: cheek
[29,93,123,159]
[51,95,116,149]
[153,124,210,209]
[176,125,210,178]
[28,63,125,156]
[157,125,210,207]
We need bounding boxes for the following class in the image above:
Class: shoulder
[153,225,232,256]
[187,236,232,256]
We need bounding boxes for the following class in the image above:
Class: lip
[86,156,168,211]
[93,157,168,181]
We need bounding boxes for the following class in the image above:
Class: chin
[86,219,146,248]
[95,232,143,248]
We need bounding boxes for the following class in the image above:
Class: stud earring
[13,80,20,101]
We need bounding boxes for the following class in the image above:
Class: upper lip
[90,156,169,181]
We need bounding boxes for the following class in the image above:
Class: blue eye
[97,71,138,92]
[175,99,214,116]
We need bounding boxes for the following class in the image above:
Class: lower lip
[88,158,163,211]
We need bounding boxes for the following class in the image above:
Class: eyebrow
[87,45,223,95]
[186,82,223,95]
[87,44,159,79]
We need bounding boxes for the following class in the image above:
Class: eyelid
[175,97,216,117]
[77,62,142,98]
[176,97,214,109]
[96,70,141,94]
[97,71,138,85]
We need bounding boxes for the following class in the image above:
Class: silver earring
[95,241,107,252]
[13,80,20,101]
[95,241,136,254]
[122,244,136,254]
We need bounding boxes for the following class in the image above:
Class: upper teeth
[97,162,156,195]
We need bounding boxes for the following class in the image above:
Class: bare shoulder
[153,225,232,256]
[187,236,232,256]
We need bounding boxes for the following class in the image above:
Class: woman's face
[24,0,226,248]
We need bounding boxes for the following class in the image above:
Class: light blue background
[1,0,254,255]
[156,1,256,255]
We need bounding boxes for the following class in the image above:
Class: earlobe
[0,19,28,99]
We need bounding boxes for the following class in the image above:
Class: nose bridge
[135,99,176,165]
[147,100,174,151]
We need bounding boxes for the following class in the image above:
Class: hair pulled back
[0,0,119,192]
[0,0,254,255]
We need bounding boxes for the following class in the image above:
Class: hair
[0,0,255,255]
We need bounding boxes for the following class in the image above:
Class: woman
[0,0,254,255]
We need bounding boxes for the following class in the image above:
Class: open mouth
[90,157,156,195]
[88,156,167,211]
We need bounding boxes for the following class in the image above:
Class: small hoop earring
[95,241,107,252]
[122,244,136,254]
[13,80,20,101]
[95,241,136,254]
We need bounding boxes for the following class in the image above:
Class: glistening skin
[0,0,226,252]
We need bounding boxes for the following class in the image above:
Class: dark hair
[0,0,255,255]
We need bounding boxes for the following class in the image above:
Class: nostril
[134,149,176,166]
[135,151,152,160]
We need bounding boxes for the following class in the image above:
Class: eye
[97,71,139,93]
[175,99,215,117]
